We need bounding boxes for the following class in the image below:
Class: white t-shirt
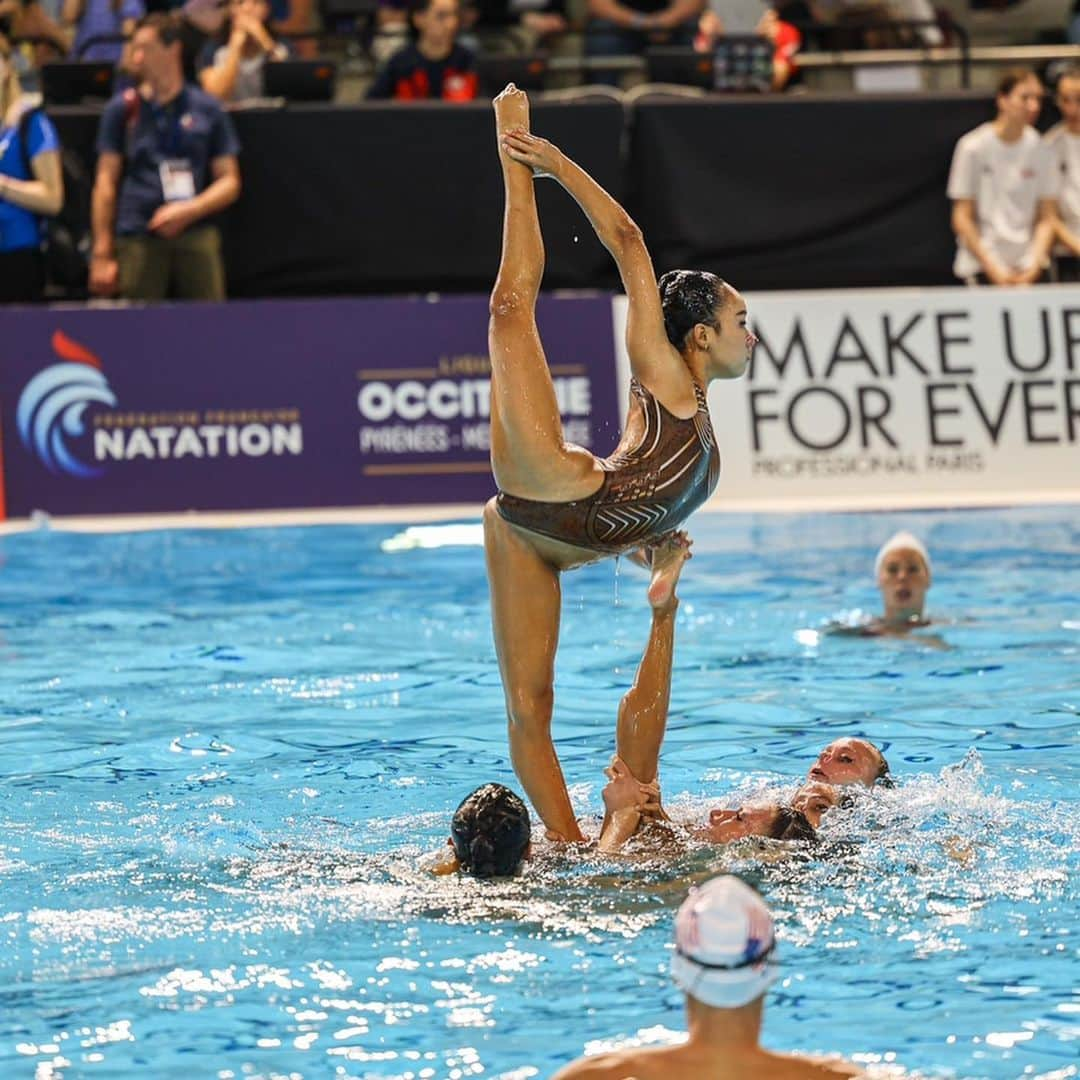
[946,122,1058,279]
[1044,123,1080,241]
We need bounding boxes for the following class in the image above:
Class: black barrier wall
[50,92,996,297]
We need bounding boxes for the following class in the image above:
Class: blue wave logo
[16,333,117,478]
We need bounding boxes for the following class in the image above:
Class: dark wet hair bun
[450,783,530,878]
[770,806,817,844]
[658,269,727,350]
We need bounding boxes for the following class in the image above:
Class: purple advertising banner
[0,295,622,518]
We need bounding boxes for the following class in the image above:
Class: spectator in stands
[947,68,1058,286]
[585,0,705,86]
[197,0,288,101]
[0,30,63,302]
[0,0,72,57]
[1046,66,1080,280]
[89,12,240,300]
[696,4,799,90]
[373,0,409,65]
[64,0,143,62]
[465,0,567,55]
[368,0,478,100]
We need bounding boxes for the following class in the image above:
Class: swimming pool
[2,505,1077,1079]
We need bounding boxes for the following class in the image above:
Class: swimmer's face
[791,781,840,827]
[704,801,781,843]
[413,0,460,47]
[1057,76,1080,128]
[701,286,755,380]
[809,738,882,788]
[997,75,1044,127]
[877,546,930,618]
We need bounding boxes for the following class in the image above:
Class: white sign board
[613,285,1080,510]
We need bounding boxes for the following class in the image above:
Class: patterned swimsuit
[495,378,720,555]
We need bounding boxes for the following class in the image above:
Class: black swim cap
[450,783,530,878]
[658,269,728,349]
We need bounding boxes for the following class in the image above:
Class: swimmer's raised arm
[500,128,689,401]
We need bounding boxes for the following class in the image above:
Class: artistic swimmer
[435,533,692,877]
[829,531,933,639]
[433,782,533,877]
[483,83,755,843]
[600,734,892,853]
[552,875,868,1079]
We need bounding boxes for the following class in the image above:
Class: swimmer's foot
[494,83,530,142]
[494,85,533,176]
[647,530,692,612]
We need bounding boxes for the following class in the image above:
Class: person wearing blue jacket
[0,34,63,302]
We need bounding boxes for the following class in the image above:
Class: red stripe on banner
[52,330,102,369]
[0,411,7,521]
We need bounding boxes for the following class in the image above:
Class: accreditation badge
[159,159,196,202]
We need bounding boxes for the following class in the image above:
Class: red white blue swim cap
[671,875,779,1008]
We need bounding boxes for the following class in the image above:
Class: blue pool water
[2,506,1078,1079]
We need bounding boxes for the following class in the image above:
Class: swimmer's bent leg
[484,498,583,842]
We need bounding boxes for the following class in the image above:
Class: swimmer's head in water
[671,875,779,1008]
[809,738,889,788]
[450,783,530,878]
[704,801,815,844]
[791,781,841,828]
[658,270,753,380]
[875,531,931,620]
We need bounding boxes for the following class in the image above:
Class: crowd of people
[0,0,1077,301]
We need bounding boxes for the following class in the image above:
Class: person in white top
[1044,65,1080,277]
[947,68,1059,286]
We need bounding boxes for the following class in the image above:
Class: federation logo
[16,331,117,478]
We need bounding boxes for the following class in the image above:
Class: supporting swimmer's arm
[597,756,657,852]
[597,804,644,852]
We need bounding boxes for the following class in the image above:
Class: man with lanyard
[90,12,241,301]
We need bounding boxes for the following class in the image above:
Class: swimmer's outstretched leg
[484,498,584,842]
[488,85,599,500]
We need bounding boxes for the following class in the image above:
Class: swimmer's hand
[429,851,460,876]
[602,755,660,816]
[500,128,564,181]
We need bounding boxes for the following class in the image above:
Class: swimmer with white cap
[874,531,932,629]
[828,530,934,640]
[552,875,868,1079]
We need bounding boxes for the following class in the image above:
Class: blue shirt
[73,0,145,62]
[96,84,241,237]
[0,108,61,253]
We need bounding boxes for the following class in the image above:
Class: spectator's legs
[170,226,226,301]
[117,235,170,301]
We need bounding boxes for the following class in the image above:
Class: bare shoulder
[775,1052,868,1077]
[550,1050,651,1080]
